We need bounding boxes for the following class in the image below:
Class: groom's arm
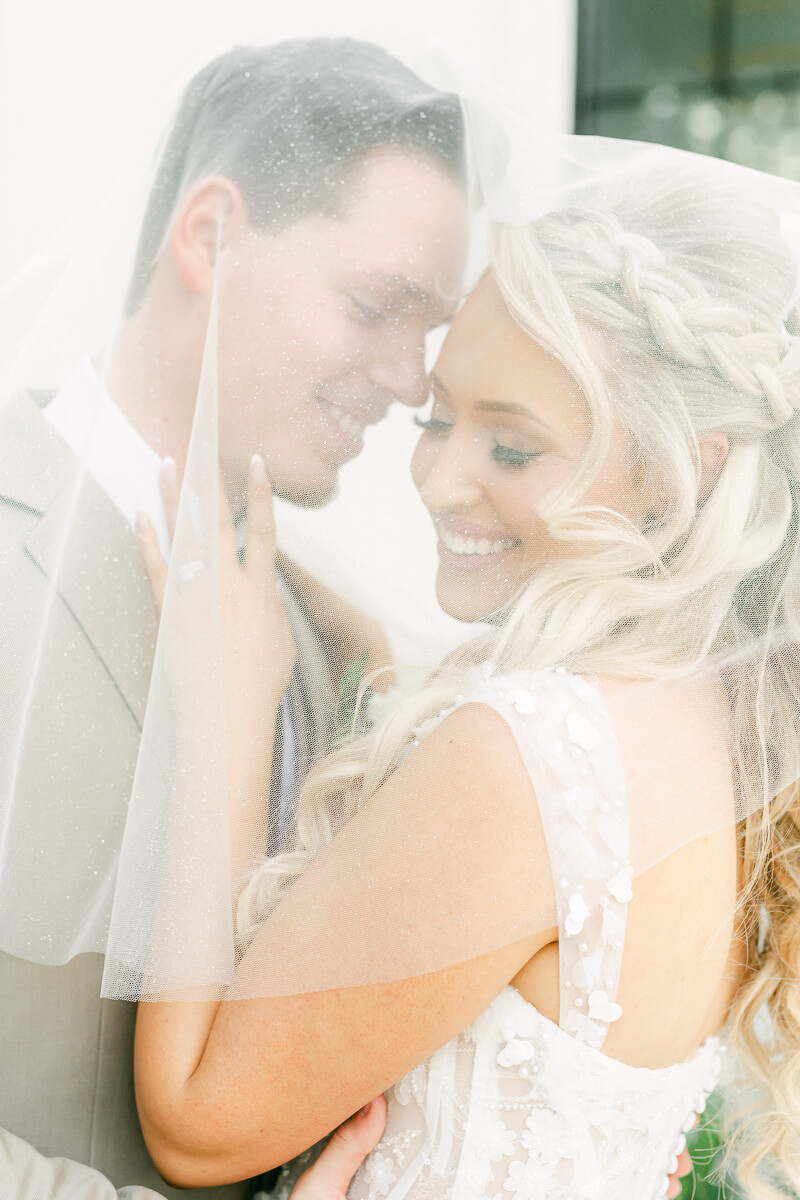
[0,1124,166,1199]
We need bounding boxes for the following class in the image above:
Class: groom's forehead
[325,154,467,302]
[238,148,466,320]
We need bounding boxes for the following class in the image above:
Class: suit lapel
[0,391,75,513]
[0,391,158,728]
[280,576,338,774]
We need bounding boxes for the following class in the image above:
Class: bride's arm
[134,701,552,1189]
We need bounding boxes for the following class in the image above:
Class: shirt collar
[42,357,171,559]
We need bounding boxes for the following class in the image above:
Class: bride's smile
[411,272,654,623]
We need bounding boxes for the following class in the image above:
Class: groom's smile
[315,383,392,463]
[216,148,468,509]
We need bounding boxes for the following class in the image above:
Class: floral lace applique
[345,669,726,1200]
[362,1151,400,1197]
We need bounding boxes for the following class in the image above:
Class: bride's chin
[435,579,512,627]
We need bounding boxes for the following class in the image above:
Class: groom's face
[216,148,468,507]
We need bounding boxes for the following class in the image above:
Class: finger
[217,473,238,567]
[137,513,168,611]
[244,453,277,585]
[292,1096,387,1199]
[161,458,181,541]
[666,1142,692,1198]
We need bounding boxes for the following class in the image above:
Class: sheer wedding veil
[3,36,800,1050]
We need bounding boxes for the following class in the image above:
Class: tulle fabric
[0,37,798,1006]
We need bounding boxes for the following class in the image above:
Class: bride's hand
[137,454,297,789]
[218,453,298,722]
[139,453,296,704]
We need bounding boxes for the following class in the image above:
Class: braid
[531,200,800,438]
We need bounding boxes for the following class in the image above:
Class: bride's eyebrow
[429,372,553,431]
[474,400,553,431]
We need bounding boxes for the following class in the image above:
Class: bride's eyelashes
[413,414,452,435]
[491,442,543,469]
[414,414,543,470]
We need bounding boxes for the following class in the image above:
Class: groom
[0,38,467,1199]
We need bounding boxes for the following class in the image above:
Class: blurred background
[4,0,798,283]
[0,0,576,282]
[577,0,800,177]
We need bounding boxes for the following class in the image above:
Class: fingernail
[250,452,267,481]
[357,1101,373,1119]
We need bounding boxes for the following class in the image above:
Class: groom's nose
[366,333,428,408]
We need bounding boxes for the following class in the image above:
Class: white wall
[0,0,576,281]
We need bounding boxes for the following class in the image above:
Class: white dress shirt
[44,357,172,560]
[43,357,296,822]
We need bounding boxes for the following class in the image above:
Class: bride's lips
[435,520,522,571]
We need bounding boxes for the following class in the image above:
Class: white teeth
[439,528,517,556]
[324,402,365,441]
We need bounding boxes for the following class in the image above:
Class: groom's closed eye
[348,296,386,324]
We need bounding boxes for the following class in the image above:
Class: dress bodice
[349,985,722,1200]
[276,667,726,1200]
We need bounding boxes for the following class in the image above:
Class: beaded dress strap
[420,667,632,1051]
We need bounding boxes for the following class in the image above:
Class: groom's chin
[274,477,339,509]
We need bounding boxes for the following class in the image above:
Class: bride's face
[411,273,652,623]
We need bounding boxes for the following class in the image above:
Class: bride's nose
[413,430,485,510]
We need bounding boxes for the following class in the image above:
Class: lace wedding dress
[277,668,726,1200]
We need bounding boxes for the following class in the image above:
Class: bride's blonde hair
[239,162,800,1198]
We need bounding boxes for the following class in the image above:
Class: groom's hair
[126,37,465,311]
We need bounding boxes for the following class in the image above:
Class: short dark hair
[126,38,465,311]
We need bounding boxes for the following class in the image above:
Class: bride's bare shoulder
[594,671,732,785]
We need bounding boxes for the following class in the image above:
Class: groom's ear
[169,177,246,297]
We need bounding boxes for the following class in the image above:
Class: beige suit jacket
[0,392,336,1199]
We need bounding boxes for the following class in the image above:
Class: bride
[134,155,800,1200]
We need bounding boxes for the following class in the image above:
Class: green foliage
[334,651,373,747]
[679,1097,730,1200]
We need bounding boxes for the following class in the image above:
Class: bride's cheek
[410,437,436,495]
